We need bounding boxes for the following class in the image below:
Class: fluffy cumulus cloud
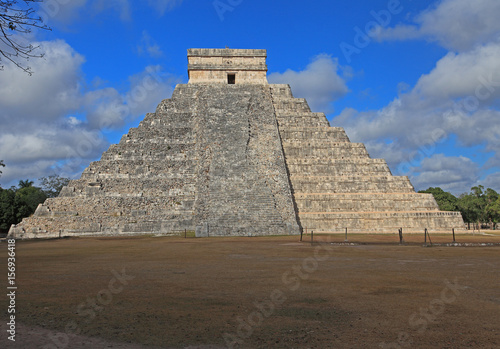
[0,40,83,123]
[335,0,500,194]
[82,65,179,130]
[480,172,500,191]
[0,40,180,188]
[375,0,500,51]
[337,43,500,145]
[410,154,480,195]
[268,54,350,113]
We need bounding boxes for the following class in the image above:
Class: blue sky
[0,0,499,195]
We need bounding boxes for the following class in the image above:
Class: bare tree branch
[0,0,51,75]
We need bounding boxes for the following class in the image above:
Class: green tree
[471,185,488,223]
[486,197,500,229]
[485,188,499,229]
[18,179,34,188]
[0,0,51,74]
[39,174,70,198]
[457,186,499,229]
[0,179,47,233]
[13,185,46,220]
[418,187,459,211]
[457,193,480,224]
[0,187,15,232]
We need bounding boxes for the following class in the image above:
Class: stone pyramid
[9,48,465,239]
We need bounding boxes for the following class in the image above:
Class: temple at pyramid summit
[9,48,466,239]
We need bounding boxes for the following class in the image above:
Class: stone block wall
[8,49,466,239]
[9,83,300,238]
[188,48,268,84]
[185,84,300,236]
[269,84,466,233]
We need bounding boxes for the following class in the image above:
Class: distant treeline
[419,186,500,229]
[0,175,70,233]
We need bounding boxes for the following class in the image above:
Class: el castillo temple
[9,48,466,239]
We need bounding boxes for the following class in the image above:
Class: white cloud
[124,66,179,117]
[0,40,181,188]
[336,42,500,147]
[137,31,164,58]
[0,40,83,125]
[410,154,480,195]
[479,172,500,192]
[82,65,180,130]
[410,43,500,103]
[268,54,350,113]
[376,0,500,51]
[334,41,500,194]
[0,40,106,187]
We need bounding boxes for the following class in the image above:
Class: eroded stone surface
[8,49,466,239]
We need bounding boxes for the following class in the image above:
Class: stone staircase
[9,92,201,238]
[184,84,300,236]
[8,80,465,239]
[270,84,466,233]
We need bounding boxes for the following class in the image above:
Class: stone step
[286,157,387,165]
[131,125,194,137]
[35,196,197,217]
[101,152,195,161]
[282,139,364,147]
[288,175,414,193]
[298,211,466,233]
[286,163,391,176]
[14,214,196,236]
[155,96,198,114]
[78,171,196,185]
[276,113,330,127]
[283,143,369,158]
[269,84,294,98]
[120,129,196,143]
[81,159,196,177]
[103,144,195,156]
[61,178,196,196]
[273,98,312,113]
[294,193,439,212]
[279,127,349,142]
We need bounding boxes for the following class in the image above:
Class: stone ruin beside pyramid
[9,48,466,239]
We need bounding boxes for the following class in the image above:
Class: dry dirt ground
[1,233,499,349]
